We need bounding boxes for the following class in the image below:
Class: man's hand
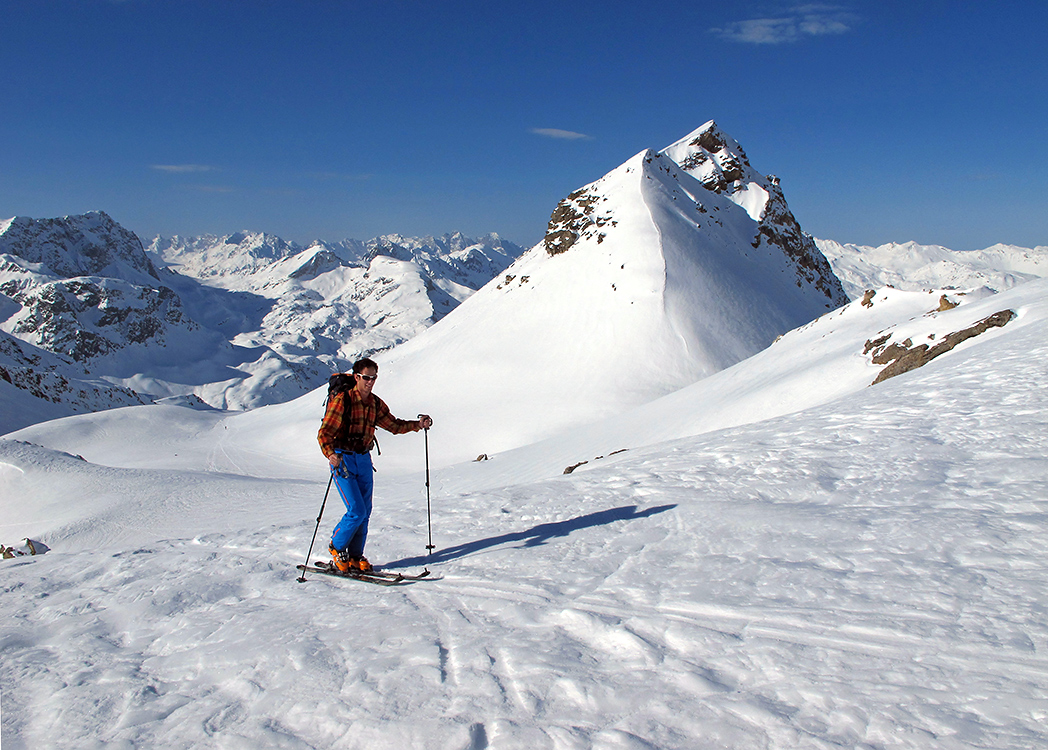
[328,453,341,469]
[417,414,433,430]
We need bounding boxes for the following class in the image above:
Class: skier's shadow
[385,504,676,569]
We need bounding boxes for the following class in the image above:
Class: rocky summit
[1,212,198,362]
[660,120,847,306]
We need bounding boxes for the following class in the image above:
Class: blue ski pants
[330,451,375,557]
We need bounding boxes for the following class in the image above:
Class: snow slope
[2,279,1046,749]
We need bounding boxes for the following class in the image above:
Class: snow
[3,277,1047,749]
[725,182,769,221]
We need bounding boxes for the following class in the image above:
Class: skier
[318,357,433,573]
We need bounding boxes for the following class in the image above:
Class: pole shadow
[384,504,677,569]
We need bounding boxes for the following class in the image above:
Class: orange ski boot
[329,543,352,573]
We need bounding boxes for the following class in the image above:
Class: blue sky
[3,1,1046,251]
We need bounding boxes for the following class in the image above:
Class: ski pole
[297,472,333,583]
[424,424,435,555]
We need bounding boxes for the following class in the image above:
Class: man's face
[356,367,378,394]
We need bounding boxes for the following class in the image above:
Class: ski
[364,566,432,581]
[314,560,431,580]
[297,561,431,586]
[297,563,403,585]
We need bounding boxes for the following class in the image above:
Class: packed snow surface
[3,279,1047,749]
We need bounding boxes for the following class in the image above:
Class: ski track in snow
[3,317,1048,749]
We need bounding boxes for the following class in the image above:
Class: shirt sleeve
[374,395,418,435]
[317,393,345,459]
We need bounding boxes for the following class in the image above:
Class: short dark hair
[352,357,379,374]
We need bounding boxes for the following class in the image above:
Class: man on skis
[317,357,433,573]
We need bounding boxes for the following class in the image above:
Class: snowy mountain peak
[0,210,159,285]
[659,120,762,208]
[373,127,850,466]
[539,132,845,307]
[658,123,847,305]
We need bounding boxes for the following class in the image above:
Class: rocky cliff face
[660,121,848,307]
[3,278,196,362]
[1,213,198,363]
[0,328,146,428]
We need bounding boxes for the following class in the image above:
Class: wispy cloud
[712,4,858,44]
[306,171,374,181]
[530,128,592,141]
[151,164,216,173]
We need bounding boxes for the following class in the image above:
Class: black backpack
[326,373,355,405]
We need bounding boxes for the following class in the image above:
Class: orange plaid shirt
[317,386,418,459]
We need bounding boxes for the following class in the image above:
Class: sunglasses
[357,374,377,381]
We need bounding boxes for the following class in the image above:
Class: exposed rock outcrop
[866,309,1016,385]
[544,188,616,256]
[2,277,195,361]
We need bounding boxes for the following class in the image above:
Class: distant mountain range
[816,239,1048,298]
[2,122,1045,437]
[1,214,520,432]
